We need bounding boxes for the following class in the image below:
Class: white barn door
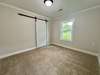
[36,20,47,47]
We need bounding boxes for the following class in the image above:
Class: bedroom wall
[0,3,49,58]
[50,7,100,55]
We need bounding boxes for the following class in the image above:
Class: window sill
[60,39,72,42]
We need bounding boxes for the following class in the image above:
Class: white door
[36,20,47,47]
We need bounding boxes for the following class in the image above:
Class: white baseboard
[52,43,98,56]
[0,47,36,59]
[0,43,98,60]
[0,43,50,59]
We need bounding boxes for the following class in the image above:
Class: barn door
[36,20,47,47]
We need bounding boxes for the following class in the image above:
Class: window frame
[60,19,74,42]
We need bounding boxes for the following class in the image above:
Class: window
[60,21,74,41]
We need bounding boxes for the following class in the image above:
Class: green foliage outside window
[61,21,73,41]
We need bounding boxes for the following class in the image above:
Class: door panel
[36,20,47,47]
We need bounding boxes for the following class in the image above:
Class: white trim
[0,47,36,59]
[0,2,32,13]
[1,2,100,18]
[52,43,98,56]
[0,2,48,19]
[73,5,100,15]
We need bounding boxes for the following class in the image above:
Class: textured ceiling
[0,0,100,18]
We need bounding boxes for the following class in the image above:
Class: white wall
[0,3,49,58]
[50,7,100,55]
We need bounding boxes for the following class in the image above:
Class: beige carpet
[0,45,99,75]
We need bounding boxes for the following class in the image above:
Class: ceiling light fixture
[44,0,53,7]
